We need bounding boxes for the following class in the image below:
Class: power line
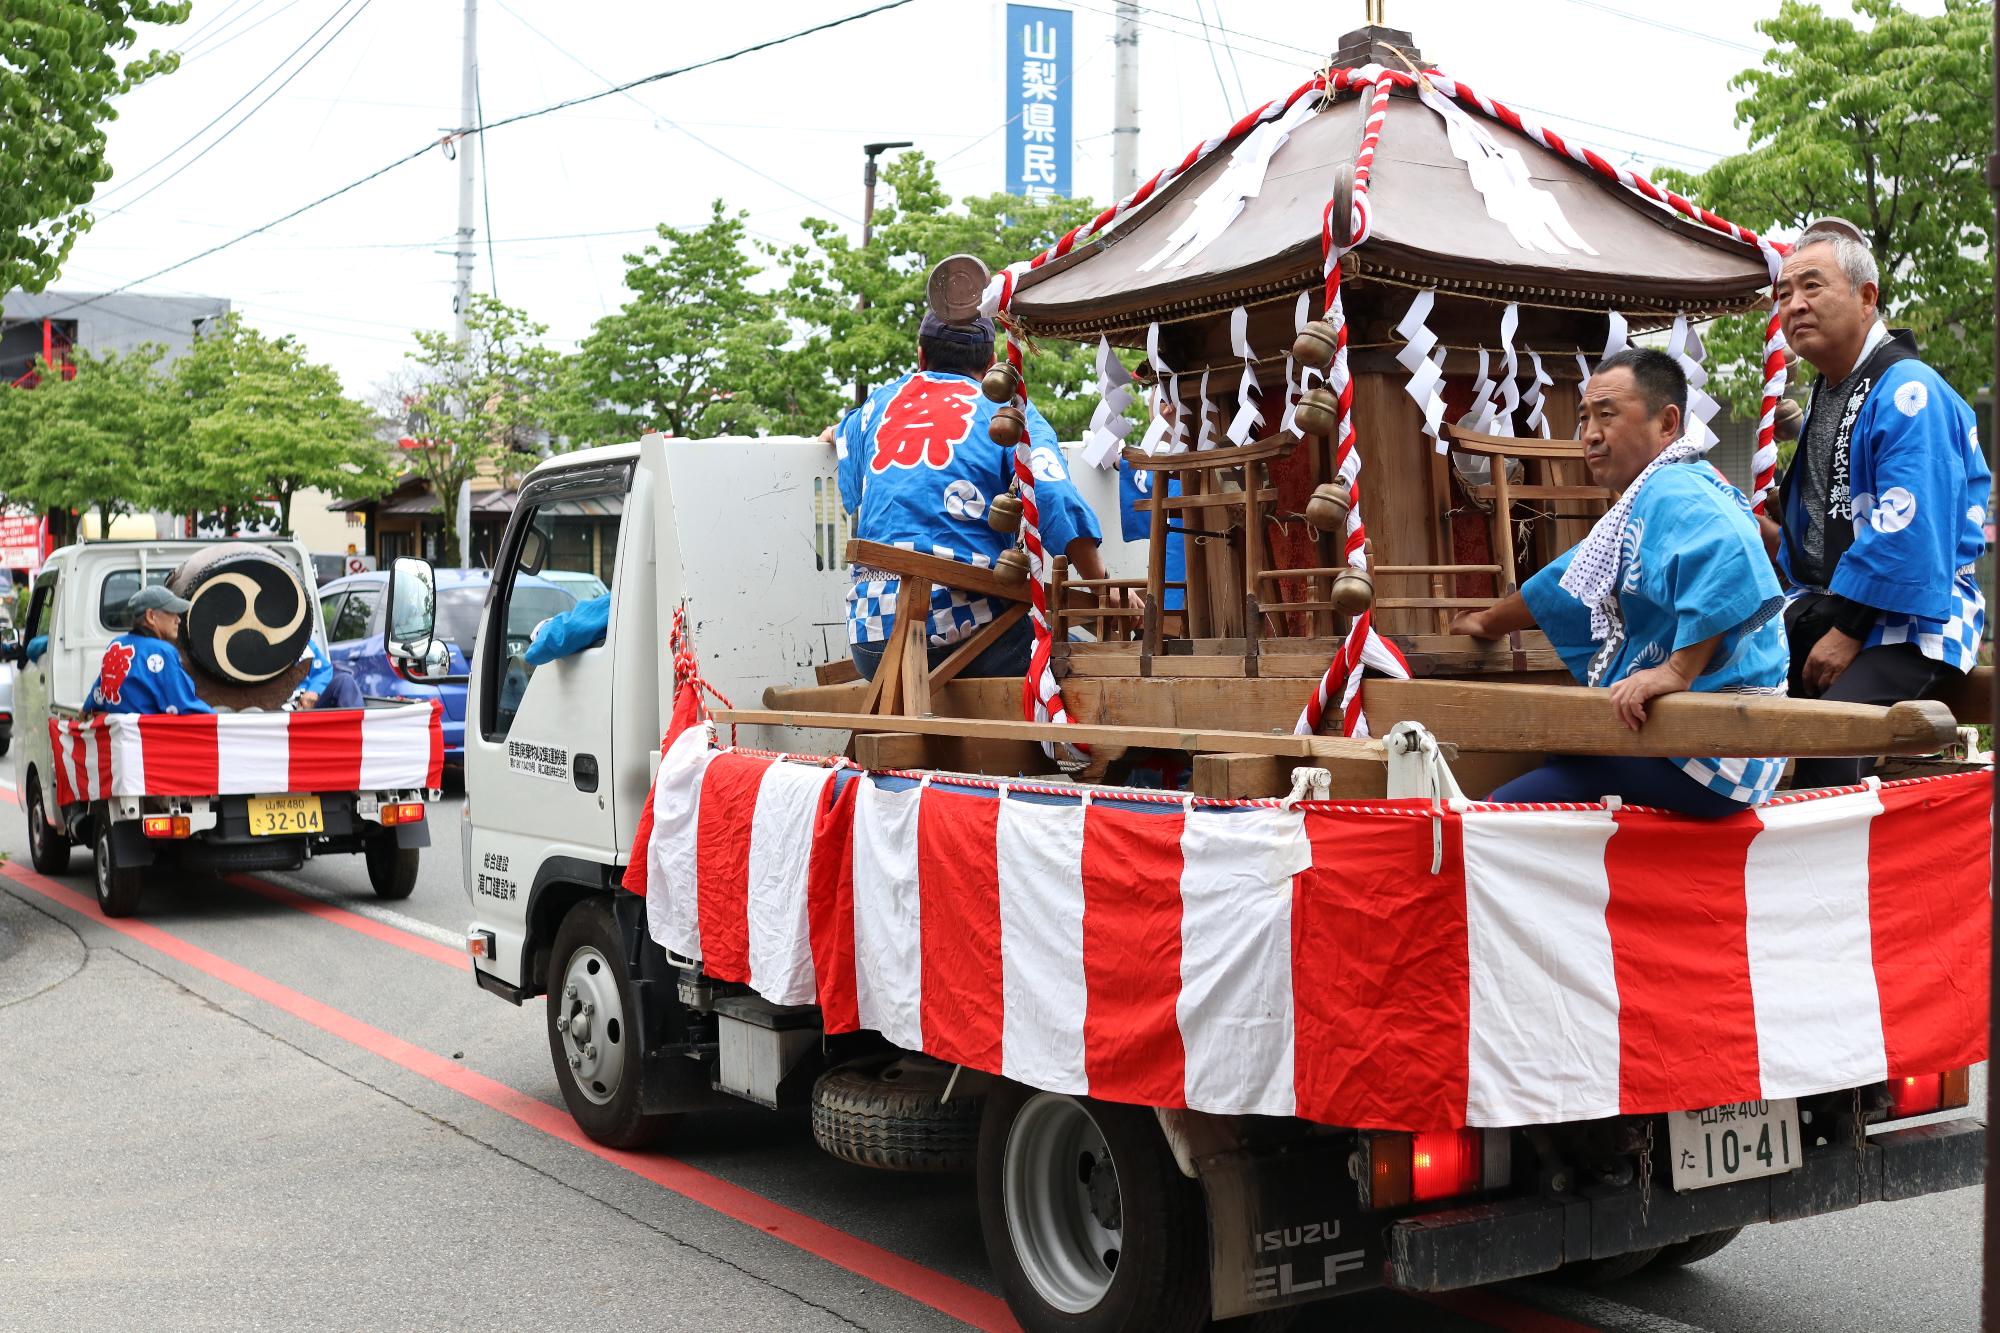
[99,0,372,207]
[1210,0,1252,118]
[1189,0,1238,118]
[1553,0,1764,55]
[172,0,262,55]
[10,1,916,331]
[179,0,312,67]
[475,63,499,299]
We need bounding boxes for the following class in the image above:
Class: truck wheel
[26,772,70,875]
[92,818,145,918]
[811,1055,983,1173]
[364,833,419,900]
[546,898,671,1149]
[0,726,12,756]
[1654,1228,1742,1267]
[978,1082,1220,1333]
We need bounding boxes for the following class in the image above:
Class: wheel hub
[555,948,624,1106]
[1003,1093,1124,1314]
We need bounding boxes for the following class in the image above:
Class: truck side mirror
[386,557,445,681]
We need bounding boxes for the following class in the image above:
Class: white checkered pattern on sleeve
[1678,753,1787,807]
[845,543,1004,648]
[1867,564,1985,674]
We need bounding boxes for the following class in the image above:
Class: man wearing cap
[87,586,214,716]
[832,311,1108,680]
[1771,218,1990,787]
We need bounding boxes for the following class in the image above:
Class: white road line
[252,870,469,952]
[1512,1282,1721,1333]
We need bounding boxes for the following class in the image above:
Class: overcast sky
[50,0,1930,398]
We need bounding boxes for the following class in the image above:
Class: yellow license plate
[247,794,324,837]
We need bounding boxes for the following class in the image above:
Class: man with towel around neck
[1450,347,1789,816]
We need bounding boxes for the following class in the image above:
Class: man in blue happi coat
[87,585,214,716]
[1451,348,1789,816]
[1768,219,1990,787]
[833,311,1107,680]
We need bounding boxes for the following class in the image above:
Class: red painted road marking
[225,873,470,971]
[1,862,1017,1333]
[1423,1291,1606,1332]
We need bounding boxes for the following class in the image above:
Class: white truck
[416,434,1985,1333]
[14,538,440,916]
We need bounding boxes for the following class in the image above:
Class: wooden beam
[1192,753,1298,799]
[846,539,1030,604]
[1362,678,1959,758]
[930,602,1028,689]
[852,732,933,769]
[1928,665,1993,726]
[713,707,1387,764]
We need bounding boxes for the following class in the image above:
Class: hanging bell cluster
[989,404,1026,447]
[981,361,1023,404]
[1291,319,1338,370]
[1294,386,1340,440]
[1330,566,1374,614]
[1304,481,1352,534]
[994,547,1033,583]
[987,489,1023,534]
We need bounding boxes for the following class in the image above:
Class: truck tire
[92,817,145,918]
[26,771,70,875]
[978,1081,1260,1333]
[546,898,672,1150]
[0,725,12,756]
[1654,1228,1742,1267]
[811,1055,983,1173]
[364,833,419,900]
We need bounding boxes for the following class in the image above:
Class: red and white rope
[1297,72,1412,741]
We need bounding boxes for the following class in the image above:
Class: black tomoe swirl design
[166,544,313,685]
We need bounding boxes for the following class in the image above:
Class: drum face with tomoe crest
[167,544,314,686]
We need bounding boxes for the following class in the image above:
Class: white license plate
[1666,1098,1802,1191]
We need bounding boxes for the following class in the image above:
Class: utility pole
[453,0,479,345]
[1111,1,1140,201]
[855,140,913,406]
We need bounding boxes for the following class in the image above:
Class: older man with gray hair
[1771,218,1990,788]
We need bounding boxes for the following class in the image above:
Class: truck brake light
[1411,1128,1484,1202]
[142,815,191,839]
[380,802,425,826]
[1888,1069,1971,1119]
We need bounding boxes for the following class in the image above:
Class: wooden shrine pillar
[1348,370,1437,638]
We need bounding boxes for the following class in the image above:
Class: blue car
[317,568,577,766]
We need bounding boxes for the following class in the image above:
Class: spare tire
[811,1054,983,1174]
[167,544,312,685]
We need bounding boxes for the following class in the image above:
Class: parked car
[537,568,609,603]
[316,568,577,766]
[0,645,13,756]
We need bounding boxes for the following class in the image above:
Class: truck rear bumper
[1388,1118,1984,1292]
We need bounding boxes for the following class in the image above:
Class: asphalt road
[0,782,1984,1332]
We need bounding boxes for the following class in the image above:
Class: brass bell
[987,491,1023,534]
[1305,482,1352,534]
[995,547,1033,583]
[1330,566,1375,614]
[988,404,1026,447]
[1291,319,1338,370]
[981,361,1023,404]
[1294,386,1340,440]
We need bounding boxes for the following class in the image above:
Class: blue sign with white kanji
[1005,4,1072,201]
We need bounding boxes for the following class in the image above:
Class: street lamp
[857,140,914,405]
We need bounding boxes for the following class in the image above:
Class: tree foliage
[0,342,167,538]
[785,153,1115,437]
[555,201,833,444]
[153,315,388,533]
[0,0,191,295]
[397,295,563,565]
[1659,0,1994,414]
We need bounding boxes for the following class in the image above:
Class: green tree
[1,343,167,537]
[153,316,389,533]
[0,1,191,294]
[784,153,1116,438]
[556,201,836,444]
[398,295,563,565]
[1659,0,1993,414]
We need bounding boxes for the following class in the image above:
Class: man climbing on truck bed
[833,310,1107,680]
